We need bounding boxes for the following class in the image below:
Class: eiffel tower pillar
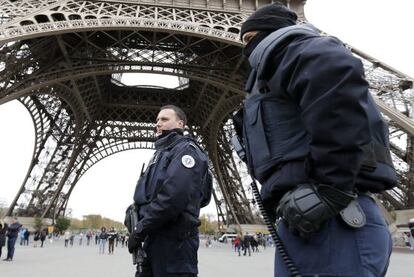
[2,0,414,225]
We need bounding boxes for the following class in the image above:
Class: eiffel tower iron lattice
[1,0,414,226]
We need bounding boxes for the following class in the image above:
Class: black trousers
[135,233,199,277]
[109,240,115,253]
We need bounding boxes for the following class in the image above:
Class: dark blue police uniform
[241,24,397,277]
[133,130,212,277]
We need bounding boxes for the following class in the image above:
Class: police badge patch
[181,155,195,168]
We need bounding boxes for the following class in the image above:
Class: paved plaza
[0,238,412,276]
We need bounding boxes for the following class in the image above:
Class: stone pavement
[0,238,412,276]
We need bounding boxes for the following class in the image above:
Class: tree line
[54,213,218,234]
[52,214,125,233]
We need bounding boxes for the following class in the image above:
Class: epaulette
[188,140,209,157]
[189,142,198,150]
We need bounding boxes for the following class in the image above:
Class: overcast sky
[1,0,413,223]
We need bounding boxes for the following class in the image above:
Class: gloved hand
[128,231,145,254]
[276,184,356,239]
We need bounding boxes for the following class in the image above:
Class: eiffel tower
[1,0,413,226]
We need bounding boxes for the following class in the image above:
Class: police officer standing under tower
[128,105,212,277]
[236,3,397,276]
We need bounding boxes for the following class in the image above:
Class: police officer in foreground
[236,3,397,276]
[128,105,212,277]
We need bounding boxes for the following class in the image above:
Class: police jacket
[133,130,212,238]
[241,25,397,208]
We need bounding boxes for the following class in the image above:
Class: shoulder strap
[185,136,208,156]
[245,24,319,92]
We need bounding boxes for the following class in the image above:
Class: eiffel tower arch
[1,0,414,226]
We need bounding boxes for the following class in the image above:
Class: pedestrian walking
[86,230,92,246]
[23,228,30,246]
[234,236,241,256]
[4,217,22,261]
[18,228,25,246]
[40,229,47,248]
[98,227,108,254]
[0,223,7,259]
[107,227,117,254]
[64,230,71,247]
[69,234,74,247]
[33,230,40,247]
[409,218,414,251]
[242,233,252,257]
[121,234,126,248]
[79,232,84,246]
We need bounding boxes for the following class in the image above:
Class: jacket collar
[154,129,185,150]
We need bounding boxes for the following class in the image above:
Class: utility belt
[177,228,199,240]
[152,227,199,241]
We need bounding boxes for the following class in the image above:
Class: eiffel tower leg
[208,126,257,225]
[405,136,414,208]
[40,140,83,218]
[210,187,227,226]
[5,93,83,218]
[219,127,257,223]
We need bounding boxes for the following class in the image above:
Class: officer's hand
[276,184,356,239]
[128,231,145,254]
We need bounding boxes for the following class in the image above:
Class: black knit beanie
[240,2,298,40]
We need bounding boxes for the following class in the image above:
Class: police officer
[128,105,212,277]
[236,3,397,276]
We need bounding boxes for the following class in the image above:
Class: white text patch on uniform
[181,155,195,168]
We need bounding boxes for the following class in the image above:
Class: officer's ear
[178,120,185,129]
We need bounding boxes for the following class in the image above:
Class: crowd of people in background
[1,217,56,261]
[232,233,270,257]
[61,226,128,255]
[0,218,131,262]
[204,232,273,257]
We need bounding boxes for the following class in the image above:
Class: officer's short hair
[160,105,187,126]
